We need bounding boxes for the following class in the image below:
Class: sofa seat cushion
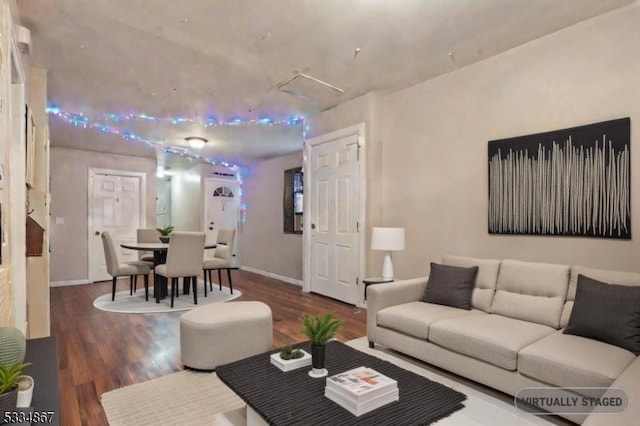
[377,301,484,339]
[429,314,555,370]
[519,330,635,389]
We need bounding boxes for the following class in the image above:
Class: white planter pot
[269,349,311,372]
[16,375,33,408]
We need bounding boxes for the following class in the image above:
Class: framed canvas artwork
[488,118,630,239]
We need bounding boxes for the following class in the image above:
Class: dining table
[120,241,217,301]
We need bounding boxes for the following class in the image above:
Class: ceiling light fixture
[185,136,208,149]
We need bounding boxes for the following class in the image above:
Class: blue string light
[46,104,305,172]
[47,104,303,128]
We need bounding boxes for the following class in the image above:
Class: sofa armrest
[583,356,640,426]
[366,277,428,343]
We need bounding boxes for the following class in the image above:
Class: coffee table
[216,341,466,426]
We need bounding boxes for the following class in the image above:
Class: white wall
[382,2,640,278]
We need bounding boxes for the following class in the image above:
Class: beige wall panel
[49,147,156,282]
[240,152,303,280]
[26,67,50,337]
[382,3,640,278]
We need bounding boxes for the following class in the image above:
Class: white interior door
[307,133,360,304]
[88,171,144,282]
[204,178,240,267]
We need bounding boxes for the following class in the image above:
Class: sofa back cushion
[442,255,500,312]
[561,266,640,328]
[491,259,570,328]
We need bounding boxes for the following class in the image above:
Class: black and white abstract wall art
[488,118,630,239]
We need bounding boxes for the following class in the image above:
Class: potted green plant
[0,363,30,415]
[269,340,311,372]
[156,225,174,243]
[302,312,343,378]
[279,342,304,360]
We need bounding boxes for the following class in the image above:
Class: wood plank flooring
[50,270,367,425]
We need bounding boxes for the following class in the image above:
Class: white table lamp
[371,227,405,279]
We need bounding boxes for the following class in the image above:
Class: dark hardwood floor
[50,270,367,425]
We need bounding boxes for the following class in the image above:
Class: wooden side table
[363,277,394,300]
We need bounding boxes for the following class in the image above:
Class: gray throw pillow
[422,262,479,310]
[563,274,640,355]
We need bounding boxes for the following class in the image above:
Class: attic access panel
[277,73,343,101]
[488,118,630,239]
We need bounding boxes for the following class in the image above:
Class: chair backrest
[101,231,120,276]
[137,228,159,259]
[164,231,206,277]
[137,228,159,243]
[215,228,236,263]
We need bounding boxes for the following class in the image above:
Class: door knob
[95,231,100,235]
[311,223,316,229]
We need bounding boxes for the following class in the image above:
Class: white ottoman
[180,301,272,370]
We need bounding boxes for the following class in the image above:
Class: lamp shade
[371,227,405,251]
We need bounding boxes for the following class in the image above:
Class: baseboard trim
[50,279,91,287]
[239,266,303,287]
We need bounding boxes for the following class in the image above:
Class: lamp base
[381,252,394,280]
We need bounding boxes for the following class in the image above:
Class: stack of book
[324,366,399,416]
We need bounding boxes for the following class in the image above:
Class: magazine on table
[326,366,397,402]
[325,386,399,416]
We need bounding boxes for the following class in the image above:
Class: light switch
[55,217,64,225]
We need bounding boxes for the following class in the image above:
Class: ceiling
[18,0,636,170]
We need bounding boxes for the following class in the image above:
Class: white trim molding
[50,279,93,287]
[240,266,303,287]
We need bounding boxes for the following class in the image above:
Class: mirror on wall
[283,167,303,234]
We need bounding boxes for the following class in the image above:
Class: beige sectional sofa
[367,255,640,425]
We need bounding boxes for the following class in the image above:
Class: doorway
[204,177,240,267]
[88,168,146,282]
[304,124,366,305]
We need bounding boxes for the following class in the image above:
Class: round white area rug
[93,284,241,313]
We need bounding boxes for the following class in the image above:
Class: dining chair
[203,228,237,296]
[136,228,160,264]
[136,228,164,297]
[154,231,206,307]
[101,231,151,301]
